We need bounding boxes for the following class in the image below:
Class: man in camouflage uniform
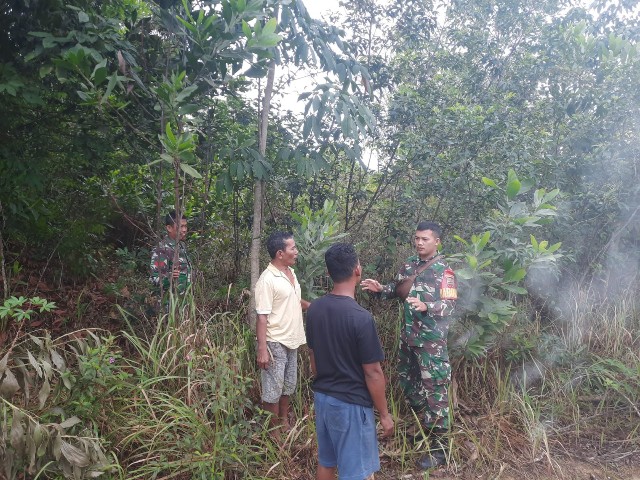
[361,221,457,469]
[150,210,192,299]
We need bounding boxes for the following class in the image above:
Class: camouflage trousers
[398,339,451,431]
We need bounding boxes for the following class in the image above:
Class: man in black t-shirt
[307,243,394,480]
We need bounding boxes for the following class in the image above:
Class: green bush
[449,170,563,359]
[1,330,117,479]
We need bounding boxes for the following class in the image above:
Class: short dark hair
[266,231,293,259]
[416,221,442,238]
[165,210,186,226]
[325,243,359,283]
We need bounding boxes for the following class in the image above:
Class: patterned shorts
[261,341,298,403]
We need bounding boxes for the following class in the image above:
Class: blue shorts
[314,391,380,480]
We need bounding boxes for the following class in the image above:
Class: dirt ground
[377,458,640,480]
[374,443,640,480]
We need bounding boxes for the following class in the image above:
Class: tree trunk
[249,58,277,327]
[0,201,7,300]
[171,162,182,295]
[233,190,241,277]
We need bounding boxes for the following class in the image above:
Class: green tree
[246,0,377,323]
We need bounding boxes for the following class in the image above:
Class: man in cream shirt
[254,231,309,435]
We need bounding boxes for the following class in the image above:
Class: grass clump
[109,306,274,479]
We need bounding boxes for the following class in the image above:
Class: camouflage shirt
[149,236,192,295]
[381,254,456,348]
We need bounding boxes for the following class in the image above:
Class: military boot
[417,450,447,470]
[416,430,448,470]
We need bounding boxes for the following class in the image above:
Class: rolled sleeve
[254,276,273,315]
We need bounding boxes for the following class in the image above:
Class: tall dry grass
[4,279,637,479]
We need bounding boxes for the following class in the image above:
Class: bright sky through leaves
[304,0,341,19]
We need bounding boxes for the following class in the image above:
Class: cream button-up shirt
[254,263,306,349]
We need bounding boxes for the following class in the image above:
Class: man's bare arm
[363,362,394,438]
[256,313,270,369]
[309,349,317,377]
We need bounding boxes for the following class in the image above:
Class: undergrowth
[1,281,639,479]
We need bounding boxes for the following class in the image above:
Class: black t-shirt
[306,294,384,407]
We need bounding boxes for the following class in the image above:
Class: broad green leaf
[39,65,53,78]
[454,269,474,280]
[242,20,252,39]
[252,159,268,179]
[538,203,557,210]
[503,267,526,283]
[453,235,468,246]
[548,242,562,253]
[251,33,282,49]
[176,16,198,35]
[519,178,534,194]
[178,103,200,115]
[29,31,52,38]
[217,172,233,194]
[91,59,108,85]
[179,163,202,179]
[312,116,323,140]
[165,123,176,144]
[476,231,490,252]
[101,72,117,104]
[302,115,312,139]
[543,189,560,203]
[176,84,198,102]
[278,147,291,160]
[506,177,521,200]
[535,208,557,216]
[534,189,544,206]
[501,284,528,294]
[478,259,492,269]
[159,153,174,164]
[178,151,195,163]
[481,177,497,188]
[61,371,74,389]
[513,216,538,225]
[262,18,278,36]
